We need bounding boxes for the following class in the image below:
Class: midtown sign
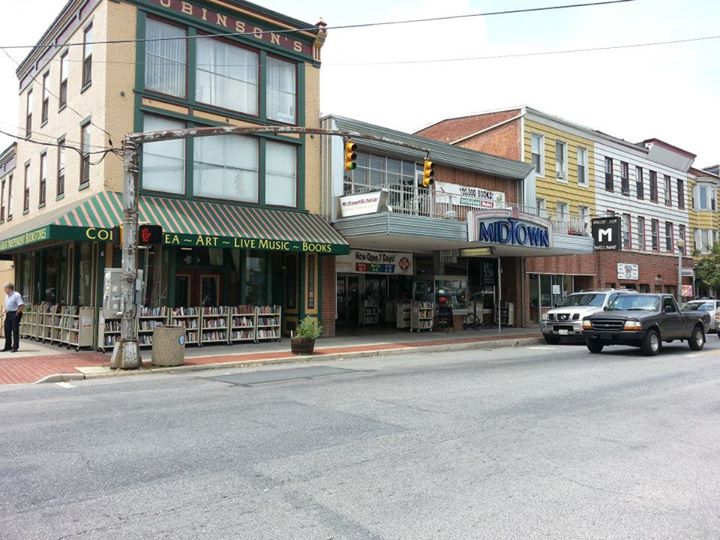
[477,218,550,247]
[468,210,553,249]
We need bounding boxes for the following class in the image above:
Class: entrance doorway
[174,272,223,307]
[337,275,360,327]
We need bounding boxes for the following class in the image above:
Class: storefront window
[349,152,419,192]
[18,253,34,304]
[266,57,296,123]
[44,246,69,304]
[77,243,93,306]
[245,251,266,305]
[194,135,258,202]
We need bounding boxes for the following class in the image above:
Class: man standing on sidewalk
[3,283,24,352]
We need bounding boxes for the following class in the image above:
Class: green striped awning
[0,191,349,255]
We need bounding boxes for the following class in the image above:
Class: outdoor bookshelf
[169,307,200,345]
[137,306,169,348]
[256,305,282,342]
[229,305,256,344]
[411,302,434,332]
[200,306,229,345]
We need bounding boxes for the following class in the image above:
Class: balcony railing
[342,182,591,237]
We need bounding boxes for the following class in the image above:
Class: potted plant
[291,317,323,355]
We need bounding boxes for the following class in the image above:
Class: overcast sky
[1,0,718,166]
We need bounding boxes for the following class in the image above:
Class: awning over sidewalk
[0,191,349,255]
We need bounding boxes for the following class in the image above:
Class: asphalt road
[1,336,720,539]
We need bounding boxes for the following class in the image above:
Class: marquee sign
[143,0,318,62]
[336,249,414,275]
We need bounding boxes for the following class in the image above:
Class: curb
[38,335,544,383]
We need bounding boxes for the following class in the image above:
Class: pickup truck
[582,293,710,356]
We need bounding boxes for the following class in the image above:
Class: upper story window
[665,221,674,252]
[679,224,687,255]
[57,139,66,197]
[41,72,50,125]
[676,178,685,209]
[265,141,297,207]
[604,156,613,192]
[145,19,187,98]
[350,151,419,190]
[530,134,544,175]
[82,24,93,89]
[194,134,259,203]
[80,123,91,186]
[196,38,258,115]
[39,153,47,206]
[142,114,185,194]
[23,162,30,212]
[556,201,569,220]
[0,179,5,221]
[651,219,659,251]
[649,170,658,202]
[555,140,567,180]
[696,228,715,253]
[536,198,547,219]
[621,213,631,249]
[635,166,644,200]
[620,161,629,195]
[59,51,68,109]
[25,89,32,139]
[663,174,672,206]
[576,147,588,185]
[695,184,717,211]
[266,57,297,124]
[6,174,12,219]
[637,216,646,250]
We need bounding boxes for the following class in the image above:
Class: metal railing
[342,182,591,236]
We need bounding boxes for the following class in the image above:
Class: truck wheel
[641,329,661,356]
[543,334,561,345]
[689,325,705,351]
[587,340,604,354]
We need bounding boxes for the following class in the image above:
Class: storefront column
[320,256,336,337]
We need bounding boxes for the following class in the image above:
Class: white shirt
[5,291,24,312]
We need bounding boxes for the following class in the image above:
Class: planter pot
[291,337,316,355]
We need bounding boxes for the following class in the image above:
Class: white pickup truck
[540,289,633,344]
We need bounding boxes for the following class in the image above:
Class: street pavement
[1,337,719,539]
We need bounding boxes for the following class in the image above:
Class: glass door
[174,273,191,308]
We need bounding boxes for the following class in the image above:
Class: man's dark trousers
[4,312,20,351]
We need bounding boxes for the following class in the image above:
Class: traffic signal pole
[114,125,430,369]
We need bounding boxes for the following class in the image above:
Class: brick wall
[527,254,597,276]
[321,256,336,337]
[461,121,522,161]
[417,109,521,144]
[594,251,692,290]
[500,257,523,327]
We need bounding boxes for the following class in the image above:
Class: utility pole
[112,125,430,369]
[111,137,141,369]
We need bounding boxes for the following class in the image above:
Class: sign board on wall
[617,263,639,281]
[434,181,506,209]
[592,217,622,251]
[338,191,384,217]
[682,284,694,297]
[336,250,414,275]
[439,250,458,264]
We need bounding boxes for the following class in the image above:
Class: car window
[662,297,677,313]
[558,293,606,307]
[609,295,660,312]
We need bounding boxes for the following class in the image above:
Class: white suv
[541,290,633,344]
[682,299,719,334]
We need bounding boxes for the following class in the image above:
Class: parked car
[682,299,719,333]
[540,289,633,344]
[582,293,709,356]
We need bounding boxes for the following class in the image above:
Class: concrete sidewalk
[0,327,541,385]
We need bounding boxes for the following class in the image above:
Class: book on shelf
[139,306,167,317]
[258,305,281,315]
[171,307,200,317]
[202,318,227,329]
[201,330,226,342]
[257,328,279,339]
[231,316,254,328]
[139,320,164,331]
[202,306,228,316]
[232,305,255,315]
[257,317,279,327]
[230,329,254,341]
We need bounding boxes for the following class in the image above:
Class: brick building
[418,107,698,323]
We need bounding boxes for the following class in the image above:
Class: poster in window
[307,254,316,310]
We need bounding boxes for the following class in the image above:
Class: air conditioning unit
[556,169,565,180]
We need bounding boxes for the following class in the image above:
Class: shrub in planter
[291,317,323,355]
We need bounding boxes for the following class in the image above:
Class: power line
[0,48,115,147]
[22,32,720,69]
[0,120,116,151]
[0,0,636,50]
[331,34,720,66]
[0,129,121,165]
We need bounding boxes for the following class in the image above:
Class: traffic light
[138,224,163,245]
[421,159,435,188]
[344,140,358,171]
